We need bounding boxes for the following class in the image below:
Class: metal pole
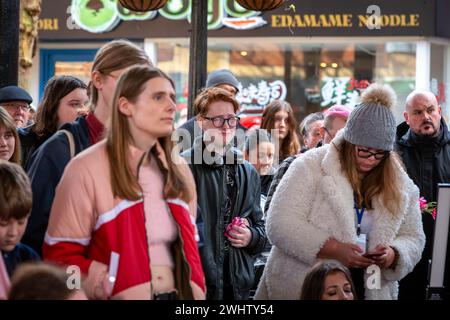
[187,0,208,119]
[0,0,20,87]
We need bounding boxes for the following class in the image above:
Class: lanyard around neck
[354,206,365,236]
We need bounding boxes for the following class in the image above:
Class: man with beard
[396,90,450,300]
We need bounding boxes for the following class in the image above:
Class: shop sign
[70,0,266,33]
[271,13,420,29]
[237,80,287,111]
[39,0,435,39]
[320,77,370,108]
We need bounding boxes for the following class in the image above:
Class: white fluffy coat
[254,131,425,300]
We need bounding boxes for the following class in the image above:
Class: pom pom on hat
[360,83,397,109]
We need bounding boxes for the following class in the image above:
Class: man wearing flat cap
[0,86,33,128]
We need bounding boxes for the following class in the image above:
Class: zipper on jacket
[229,164,241,299]
[218,165,225,299]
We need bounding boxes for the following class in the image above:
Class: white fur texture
[254,131,425,300]
[360,83,397,109]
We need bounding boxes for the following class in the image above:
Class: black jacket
[22,116,91,256]
[18,124,52,170]
[395,119,450,300]
[181,138,267,300]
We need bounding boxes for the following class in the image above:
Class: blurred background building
[31,0,450,127]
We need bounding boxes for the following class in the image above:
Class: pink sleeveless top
[139,155,178,269]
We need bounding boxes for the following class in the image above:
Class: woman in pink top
[44,66,206,300]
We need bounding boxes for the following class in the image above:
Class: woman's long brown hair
[106,66,191,203]
[338,140,403,215]
[260,100,300,161]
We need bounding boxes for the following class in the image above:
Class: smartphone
[363,252,385,258]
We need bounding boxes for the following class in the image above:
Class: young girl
[43,66,205,300]
[244,129,275,209]
[19,75,88,168]
[260,100,300,164]
[0,107,20,164]
[301,259,356,300]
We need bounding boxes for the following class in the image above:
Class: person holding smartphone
[255,83,425,300]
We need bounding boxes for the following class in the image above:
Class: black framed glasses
[204,116,240,128]
[357,148,390,160]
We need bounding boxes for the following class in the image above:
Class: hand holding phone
[363,251,385,258]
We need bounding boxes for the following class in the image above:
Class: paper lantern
[235,0,285,11]
[118,0,168,12]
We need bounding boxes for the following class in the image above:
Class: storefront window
[430,43,449,122]
[150,40,417,128]
[54,61,93,85]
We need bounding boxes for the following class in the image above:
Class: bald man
[396,90,450,300]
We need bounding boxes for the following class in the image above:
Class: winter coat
[22,116,92,256]
[43,140,206,300]
[18,124,52,170]
[181,137,267,300]
[255,130,425,300]
[395,118,450,299]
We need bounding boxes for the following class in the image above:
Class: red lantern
[118,0,168,12]
[235,0,285,11]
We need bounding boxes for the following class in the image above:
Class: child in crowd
[301,259,356,300]
[0,161,40,278]
[8,262,87,300]
[244,128,275,213]
[0,107,21,164]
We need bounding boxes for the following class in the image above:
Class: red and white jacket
[43,140,206,299]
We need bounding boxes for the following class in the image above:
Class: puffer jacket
[181,137,267,300]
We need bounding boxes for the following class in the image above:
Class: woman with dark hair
[260,100,300,164]
[0,107,21,164]
[301,259,356,300]
[43,66,205,300]
[19,75,88,168]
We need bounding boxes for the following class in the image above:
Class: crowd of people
[1,39,449,301]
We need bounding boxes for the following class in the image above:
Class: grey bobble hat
[206,69,240,92]
[343,83,397,151]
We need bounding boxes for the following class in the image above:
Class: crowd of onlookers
[1,38,449,300]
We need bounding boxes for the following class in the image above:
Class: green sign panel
[71,0,263,33]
